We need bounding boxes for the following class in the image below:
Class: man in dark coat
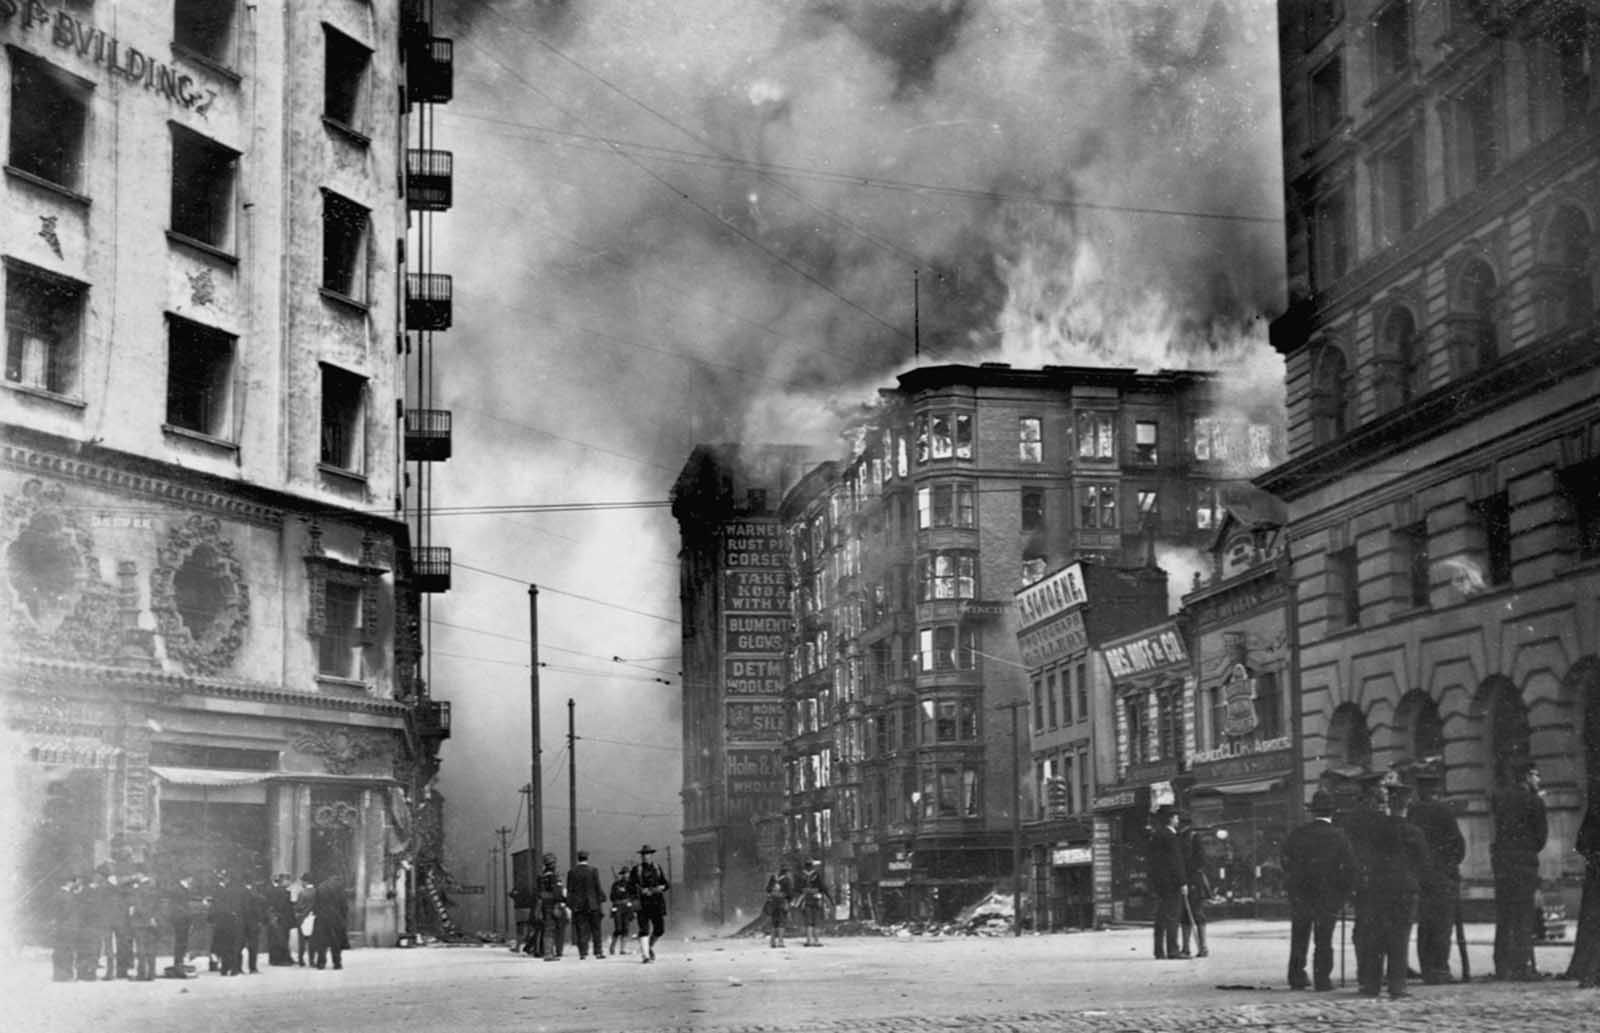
[310,874,350,970]
[239,876,266,974]
[265,874,295,966]
[797,859,833,947]
[209,869,246,976]
[1283,790,1357,990]
[565,850,606,959]
[1492,760,1548,980]
[1178,817,1211,958]
[536,853,567,961]
[1354,782,1431,999]
[1147,805,1187,960]
[163,874,197,978]
[1567,803,1600,986]
[1407,765,1466,983]
[630,844,670,963]
[608,862,636,956]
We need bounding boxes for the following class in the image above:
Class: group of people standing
[511,844,670,963]
[1147,805,1212,960]
[762,859,833,948]
[50,866,351,983]
[1281,759,1562,999]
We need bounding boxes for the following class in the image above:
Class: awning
[150,766,272,787]
[1191,777,1282,797]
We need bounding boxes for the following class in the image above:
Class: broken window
[170,125,238,250]
[1079,484,1117,530]
[317,582,362,678]
[1019,416,1042,463]
[175,0,237,68]
[1076,411,1115,459]
[8,50,90,193]
[165,315,235,439]
[1134,421,1158,463]
[321,191,370,301]
[5,260,85,397]
[319,364,366,472]
[324,25,373,135]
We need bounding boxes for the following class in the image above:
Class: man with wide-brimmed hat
[629,844,669,963]
[1148,804,1187,960]
[1283,789,1357,991]
[1353,780,1430,998]
[1406,760,1465,984]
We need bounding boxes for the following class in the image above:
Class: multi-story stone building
[1,0,454,944]
[1269,0,1600,915]
[671,443,815,924]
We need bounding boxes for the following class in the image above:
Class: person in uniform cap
[565,850,605,960]
[607,861,637,956]
[1492,759,1547,980]
[764,864,794,948]
[1283,790,1357,990]
[1406,762,1465,983]
[629,844,669,963]
[1147,804,1187,960]
[536,852,567,961]
[797,859,833,947]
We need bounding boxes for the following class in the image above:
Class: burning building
[0,0,455,943]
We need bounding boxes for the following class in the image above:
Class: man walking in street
[1148,805,1187,960]
[630,844,669,963]
[1353,781,1430,999]
[1492,759,1548,980]
[1283,789,1356,991]
[537,853,567,961]
[1407,762,1466,984]
[608,862,635,956]
[310,873,349,971]
[565,850,605,960]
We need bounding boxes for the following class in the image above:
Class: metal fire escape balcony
[407,37,454,104]
[405,273,452,331]
[414,546,451,593]
[404,408,452,461]
[417,699,452,740]
[406,149,453,212]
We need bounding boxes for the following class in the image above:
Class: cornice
[1,656,413,719]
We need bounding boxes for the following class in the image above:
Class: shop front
[1186,747,1293,919]
[1030,827,1093,930]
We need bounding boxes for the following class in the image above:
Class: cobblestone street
[7,921,1596,1033]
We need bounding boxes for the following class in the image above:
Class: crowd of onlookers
[49,866,351,982]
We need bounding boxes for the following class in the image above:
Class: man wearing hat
[1283,790,1357,990]
[1147,804,1187,960]
[565,850,605,960]
[1353,779,1430,998]
[1491,759,1547,980]
[629,845,669,963]
[1407,762,1465,983]
[536,853,567,961]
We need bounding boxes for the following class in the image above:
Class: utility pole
[529,585,542,873]
[998,699,1029,937]
[495,825,513,937]
[568,698,577,870]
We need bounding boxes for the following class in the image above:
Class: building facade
[2,0,453,944]
[671,443,815,925]
[1270,0,1600,915]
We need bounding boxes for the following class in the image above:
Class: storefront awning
[1192,777,1281,797]
[150,766,272,787]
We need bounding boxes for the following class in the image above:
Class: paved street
[6,922,1594,1033]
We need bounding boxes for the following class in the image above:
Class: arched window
[1448,258,1498,375]
[1534,207,1593,336]
[1394,689,1444,764]
[1376,306,1425,410]
[1326,701,1372,770]
[1477,676,1531,787]
[1308,344,1352,445]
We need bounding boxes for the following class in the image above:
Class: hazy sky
[427,0,1285,926]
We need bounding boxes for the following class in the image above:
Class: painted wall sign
[724,657,784,697]
[959,599,1008,620]
[2,1,219,113]
[1017,609,1087,669]
[1051,846,1092,866]
[1014,562,1087,629]
[725,700,786,742]
[1102,624,1187,680]
[724,749,783,817]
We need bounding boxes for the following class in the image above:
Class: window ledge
[315,674,371,693]
[163,423,240,453]
[171,43,243,85]
[319,287,371,314]
[166,230,239,266]
[318,462,368,485]
[3,381,86,410]
[4,166,91,207]
[323,117,373,149]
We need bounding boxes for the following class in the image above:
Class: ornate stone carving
[3,479,121,662]
[293,726,393,775]
[149,515,250,676]
[39,215,61,257]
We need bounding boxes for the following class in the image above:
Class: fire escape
[399,0,454,933]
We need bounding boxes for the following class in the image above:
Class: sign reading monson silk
[1102,623,1188,680]
[2,1,217,112]
[1014,562,1088,629]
